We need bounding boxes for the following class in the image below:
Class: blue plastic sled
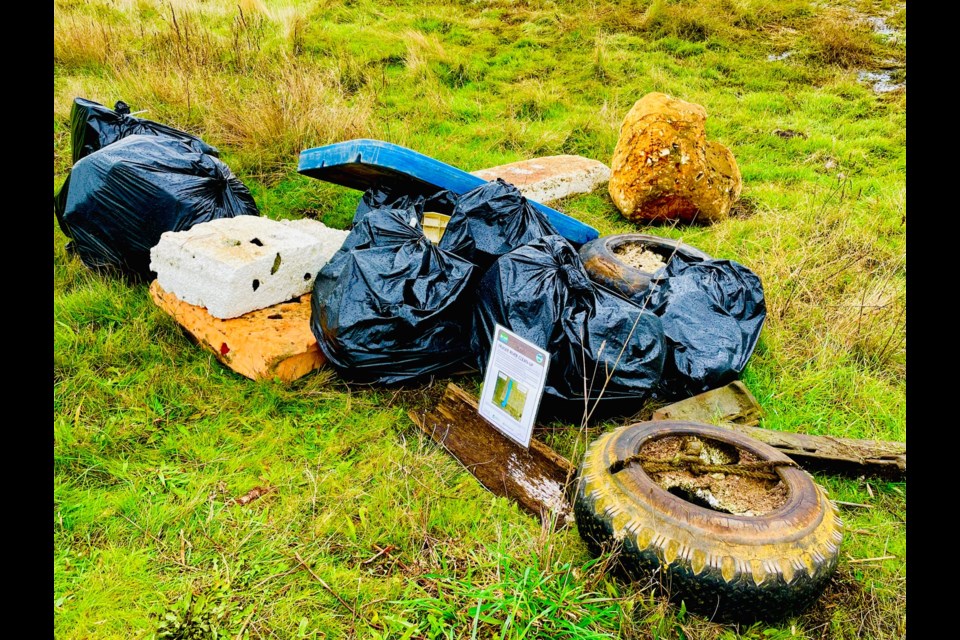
[297,139,600,246]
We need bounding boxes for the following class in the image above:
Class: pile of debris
[53,93,769,418]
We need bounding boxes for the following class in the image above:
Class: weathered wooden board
[409,383,575,526]
[651,381,905,478]
[720,423,906,479]
[149,280,325,383]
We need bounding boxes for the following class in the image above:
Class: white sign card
[477,324,551,448]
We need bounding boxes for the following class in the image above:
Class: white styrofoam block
[149,216,349,319]
[279,219,350,260]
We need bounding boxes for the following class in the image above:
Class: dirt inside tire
[578,233,712,301]
[639,435,788,516]
[612,241,668,272]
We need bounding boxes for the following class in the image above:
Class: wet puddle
[766,51,794,62]
[866,15,901,42]
[857,69,904,94]
[766,5,905,95]
[858,10,905,93]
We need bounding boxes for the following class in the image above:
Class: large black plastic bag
[56,98,223,239]
[58,134,259,281]
[68,97,218,163]
[311,206,477,385]
[439,178,559,271]
[352,184,457,225]
[641,255,767,399]
[472,235,667,422]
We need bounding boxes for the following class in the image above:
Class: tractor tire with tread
[574,420,843,623]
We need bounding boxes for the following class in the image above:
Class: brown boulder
[608,92,742,224]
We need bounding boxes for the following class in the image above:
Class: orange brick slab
[149,280,325,382]
[472,155,611,203]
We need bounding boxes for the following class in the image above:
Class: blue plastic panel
[297,139,600,246]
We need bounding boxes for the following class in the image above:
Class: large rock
[608,92,741,224]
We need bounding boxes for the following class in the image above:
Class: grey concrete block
[150,216,348,319]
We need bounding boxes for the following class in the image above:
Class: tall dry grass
[207,65,375,182]
[54,0,378,183]
[807,9,878,68]
[54,13,129,70]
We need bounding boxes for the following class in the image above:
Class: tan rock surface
[608,92,741,224]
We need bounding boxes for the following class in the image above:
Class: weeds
[154,586,244,639]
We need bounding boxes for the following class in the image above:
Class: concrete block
[150,216,348,319]
[472,155,611,203]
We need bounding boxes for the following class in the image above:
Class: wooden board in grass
[149,280,325,383]
[652,381,906,479]
[408,383,576,528]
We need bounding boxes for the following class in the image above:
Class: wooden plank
[651,382,905,479]
[719,423,906,479]
[296,139,600,246]
[409,383,575,526]
[149,280,325,383]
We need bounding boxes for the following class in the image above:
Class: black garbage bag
[311,206,477,385]
[352,184,457,225]
[472,235,666,422]
[640,255,767,399]
[55,98,223,240]
[68,97,218,164]
[439,178,559,271]
[57,134,259,281]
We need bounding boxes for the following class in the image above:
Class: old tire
[578,233,711,300]
[574,420,843,623]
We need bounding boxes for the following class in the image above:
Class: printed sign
[477,324,551,448]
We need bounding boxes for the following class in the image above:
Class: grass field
[54,0,906,638]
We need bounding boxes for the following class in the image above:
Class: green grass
[54,0,905,637]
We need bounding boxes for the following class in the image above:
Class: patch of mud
[773,129,807,139]
[612,242,668,272]
[728,195,759,219]
[639,435,788,516]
